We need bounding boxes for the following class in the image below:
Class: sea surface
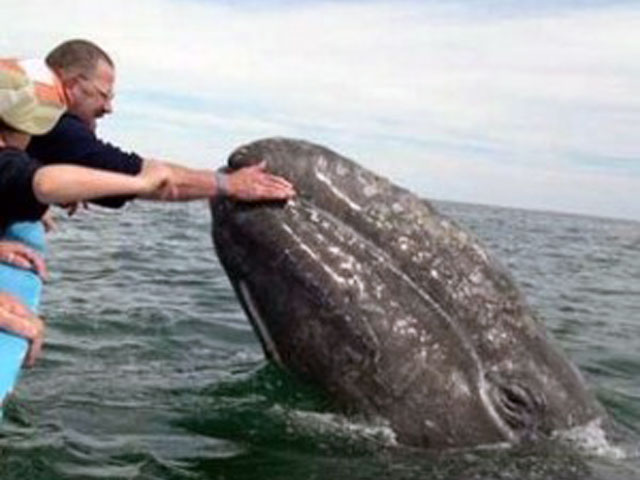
[0,200,639,480]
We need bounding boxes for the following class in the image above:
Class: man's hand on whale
[140,159,295,203]
[223,161,295,201]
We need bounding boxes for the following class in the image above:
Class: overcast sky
[4,0,640,221]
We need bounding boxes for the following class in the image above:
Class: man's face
[65,59,115,131]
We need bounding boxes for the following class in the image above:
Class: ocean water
[0,200,639,480]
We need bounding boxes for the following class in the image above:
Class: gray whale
[210,137,605,449]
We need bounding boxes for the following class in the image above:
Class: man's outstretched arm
[142,158,295,202]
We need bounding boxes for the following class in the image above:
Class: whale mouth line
[237,279,284,367]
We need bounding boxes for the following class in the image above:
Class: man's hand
[41,208,57,233]
[0,241,48,280]
[0,293,45,367]
[138,162,179,200]
[60,201,89,217]
[42,202,90,232]
[226,161,295,201]
[137,158,294,202]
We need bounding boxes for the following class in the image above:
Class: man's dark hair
[46,39,114,78]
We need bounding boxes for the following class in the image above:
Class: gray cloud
[5,0,640,220]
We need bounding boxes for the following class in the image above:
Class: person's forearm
[142,158,219,201]
[141,157,295,202]
[33,165,146,204]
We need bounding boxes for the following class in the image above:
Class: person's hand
[138,162,179,200]
[41,208,57,233]
[60,201,89,217]
[226,161,295,201]
[0,241,48,280]
[0,292,45,367]
[43,202,90,232]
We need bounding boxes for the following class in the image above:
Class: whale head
[211,138,606,449]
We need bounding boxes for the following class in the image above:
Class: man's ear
[59,73,81,103]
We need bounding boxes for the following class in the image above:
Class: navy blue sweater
[27,113,143,208]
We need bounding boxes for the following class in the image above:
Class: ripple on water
[0,201,638,479]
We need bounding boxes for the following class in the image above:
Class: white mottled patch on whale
[282,223,320,261]
[315,169,362,212]
[363,184,379,197]
[396,235,416,252]
[392,316,419,338]
[335,162,349,177]
[392,202,405,214]
[282,223,350,286]
[473,243,491,263]
[450,369,472,398]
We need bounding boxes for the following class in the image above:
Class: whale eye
[487,373,547,434]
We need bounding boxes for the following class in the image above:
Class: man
[28,38,295,208]
[0,58,181,365]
